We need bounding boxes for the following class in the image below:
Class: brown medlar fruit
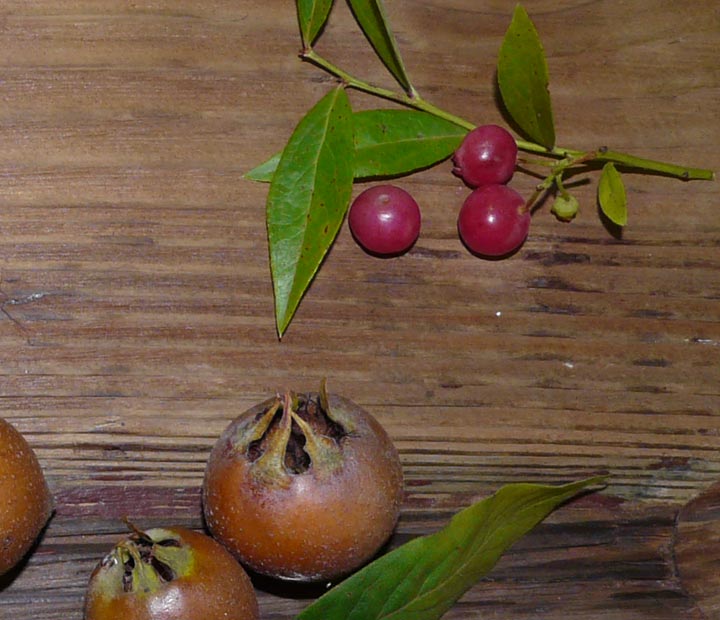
[202,381,404,582]
[0,417,53,576]
[84,524,259,620]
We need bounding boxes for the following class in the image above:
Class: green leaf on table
[346,0,414,93]
[598,162,627,226]
[267,86,354,337]
[497,4,555,149]
[353,109,467,179]
[246,109,466,183]
[297,0,334,47]
[245,151,282,182]
[297,475,607,620]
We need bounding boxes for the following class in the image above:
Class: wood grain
[675,481,720,618]
[0,0,718,618]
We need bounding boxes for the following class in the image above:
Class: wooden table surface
[1,1,718,618]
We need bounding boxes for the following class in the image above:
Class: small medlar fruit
[202,381,404,582]
[84,524,259,620]
[0,417,53,576]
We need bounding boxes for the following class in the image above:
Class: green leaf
[246,109,466,183]
[267,86,354,337]
[598,162,628,226]
[353,109,467,179]
[297,0,334,47]
[297,476,606,620]
[497,4,555,149]
[245,151,282,182]
[346,0,414,93]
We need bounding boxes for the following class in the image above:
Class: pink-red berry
[348,185,421,256]
[452,124,518,188]
[458,184,530,257]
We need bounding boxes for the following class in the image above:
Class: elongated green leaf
[598,162,627,226]
[497,4,555,149]
[246,109,466,183]
[297,0,334,47]
[353,109,467,179]
[346,0,413,93]
[297,476,606,620]
[267,86,354,337]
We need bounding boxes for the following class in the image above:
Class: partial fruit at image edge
[202,382,404,582]
[0,418,53,577]
[84,525,259,620]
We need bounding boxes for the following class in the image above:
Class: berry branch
[301,49,714,183]
[254,1,715,336]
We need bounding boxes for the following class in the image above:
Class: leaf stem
[300,49,715,183]
[515,143,714,181]
[301,49,474,131]
[596,148,714,181]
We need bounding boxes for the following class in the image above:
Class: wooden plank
[0,0,718,617]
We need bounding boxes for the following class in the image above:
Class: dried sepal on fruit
[203,380,404,582]
[0,418,53,576]
[84,524,258,620]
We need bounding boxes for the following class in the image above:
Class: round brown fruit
[0,418,53,576]
[84,524,259,620]
[202,381,404,582]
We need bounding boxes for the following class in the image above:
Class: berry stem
[555,175,570,199]
[300,49,714,183]
[517,143,714,181]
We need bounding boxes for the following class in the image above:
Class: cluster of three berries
[348,124,529,258]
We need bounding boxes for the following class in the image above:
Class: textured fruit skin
[348,185,421,256]
[458,184,530,257]
[0,418,53,576]
[203,391,404,582]
[452,124,518,187]
[84,526,258,620]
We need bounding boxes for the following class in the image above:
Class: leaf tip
[585,474,610,488]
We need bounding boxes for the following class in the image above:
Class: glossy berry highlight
[348,185,421,256]
[458,184,530,257]
[452,124,518,188]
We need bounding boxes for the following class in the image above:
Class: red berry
[458,185,530,257]
[452,124,518,187]
[348,185,421,256]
